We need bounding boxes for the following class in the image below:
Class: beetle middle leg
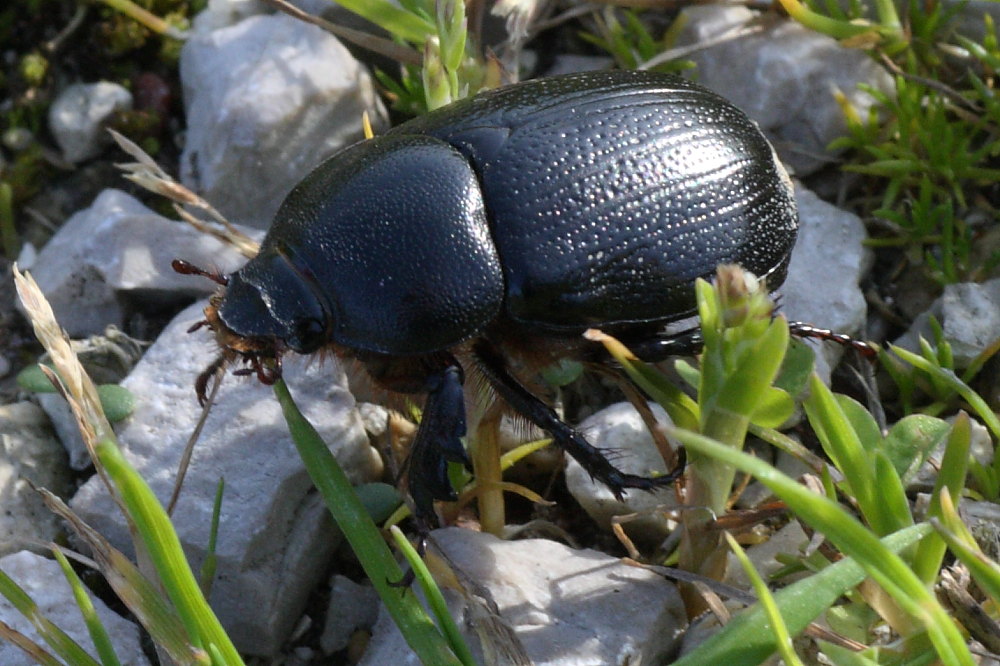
[471,340,685,500]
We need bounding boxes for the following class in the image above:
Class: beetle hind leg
[472,341,684,499]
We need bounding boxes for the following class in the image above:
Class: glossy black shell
[218,70,798,355]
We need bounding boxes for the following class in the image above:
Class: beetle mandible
[177,70,798,530]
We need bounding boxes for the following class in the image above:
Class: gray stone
[952,1,1000,41]
[565,402,680,544]
[36,393,89,471]
[357,402,390,439]
[360,528,687,665]
[28,189,254,337]
[781,186,871,383]
[71,301,381,655]
[0,551,150,665]
[191,0,269,32]
[737,448,812,510]
[957,499,1000,562]
[190,0,340,33]
[49,82,133,163]
[726,520,810,589]
[320,575,379,654]
[541,54,615,77]
[674,6,893,175]
[910,416,993,492]
[0,402,73,556]
[179,13,385,229]
[894,277,1000,367]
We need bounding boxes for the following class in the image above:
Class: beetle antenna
[172,259,229,286]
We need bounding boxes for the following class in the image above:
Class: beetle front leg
[406,359,470,533]
[472,341,684,499]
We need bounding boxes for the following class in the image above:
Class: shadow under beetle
[175,70,799,531]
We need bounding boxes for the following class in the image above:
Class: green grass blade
[332,0,434,45]
[0,568,100,666]
[273,378,463,666]
[584,329,699,430]
[0,182,17,259]
[725,534,804,666]
[933,489,1000,602]
[817,640,881,665]
[390,527,476,666]
[51,549,122,666]
[673,523,931,666]
[96,440,243,665]
[0,621,64,666]
[873,449,914,534]
[913,414,971,583]
[199,478,224,595]
[671,426,974,665]
[890,345,1000,442]
[803,375,887,534]
[38,490,209,665]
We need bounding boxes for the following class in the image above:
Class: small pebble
[48,81,133,163]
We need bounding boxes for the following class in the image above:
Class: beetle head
[214,249,332,355]
[175,252,333,396]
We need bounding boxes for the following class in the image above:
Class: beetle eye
[290,317,326,353]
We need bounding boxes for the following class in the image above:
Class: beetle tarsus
[195,355,228,406]
[788,321,878,358]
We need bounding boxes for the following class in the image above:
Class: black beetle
[177,70,798,529]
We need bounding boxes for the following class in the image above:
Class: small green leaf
[540,359,583,387]
[826,601,879,644]
[750,386,795,429]
[16,364,59,393]
[355,483,404,524]
[871,449,914,534]
[817,639,882,665]
[882,415,950,483]
[97,384,135,423]
[774,338,814,397]
[834,394,882,453]
[672,523,932,666]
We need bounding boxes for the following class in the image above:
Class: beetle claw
[253,354,282,385]
[601,447,687,498]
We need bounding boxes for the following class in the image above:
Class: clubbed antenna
[172,259,229,286]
